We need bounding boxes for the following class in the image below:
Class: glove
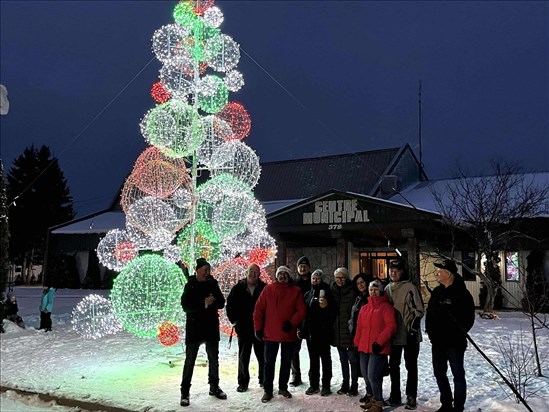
[372,341,382,354]
[282,320,292,332]
[255,330,264,341]
[297,329,303,340]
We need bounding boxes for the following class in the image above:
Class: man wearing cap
[385,259,425,410]
[226,263,267,392]
[290,255,312,386]
[253,265,307,403]
[180,258,227,407]
[426,259,475,412]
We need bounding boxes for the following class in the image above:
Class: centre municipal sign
[302,199,370,225]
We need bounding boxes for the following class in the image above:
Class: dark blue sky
[1,1,548,217]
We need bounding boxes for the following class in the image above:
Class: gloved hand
[282,320,292,332]
[255,330,264,341]
[372,341,382,354]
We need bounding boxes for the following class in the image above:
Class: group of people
[1,285,56,331]
[178,256,475,412]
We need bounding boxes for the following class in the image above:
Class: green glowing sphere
[110,254,186,338]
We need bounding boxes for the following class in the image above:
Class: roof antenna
[418,80,424,181]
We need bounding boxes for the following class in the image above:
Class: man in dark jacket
[226,263,267,392]
[331,267,358,396]
[426,259,475,412]
[303,269,335,396]
[180,258,227,407]
[253,265,307,403]
[290,255,312,386]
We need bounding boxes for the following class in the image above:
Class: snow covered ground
[1,286,548,412]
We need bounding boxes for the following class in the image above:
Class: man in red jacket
[253,265,307,403]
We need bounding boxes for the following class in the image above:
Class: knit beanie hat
[369,279,384,292]
[334,267,349,279]
[196,258,210,270]
[276,265,291,278]
[297,256,310,268]
[311,269,323,278]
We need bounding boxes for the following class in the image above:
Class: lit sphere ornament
[126,221,173,251]
[205,34,240,72]
[163,244,183,263]
[131,147,189,199]
[224,70,244,92]
[110,254,186,338]
[97,229,136,271]
[177,221,220,266]
[196,115,233,167]
[204,6,223,28]
[188,0,215,16]
[71,294,122,339]
[152,23,191,66]
[158,321,181,346]
[140,100,206,158]
[217,102,251,140]
[209,141,261,189]
[151,81,171,103]
[173,2,197,28]
[158,64,193,100]
[197,75,228,114]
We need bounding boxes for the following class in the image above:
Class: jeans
[359,352,387,401]
[337,347,358,386]
[291,338,302,379]
[264,340,295,395]
[181,340,220,393]
[389,343,420,397]
[306,339,332,388]
[432,344,467,410]
[238,336,265,387]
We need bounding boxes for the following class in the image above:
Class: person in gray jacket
[384,259,424,410]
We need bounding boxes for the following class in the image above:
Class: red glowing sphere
[158,321,181,346]
[217,102,251,141]
[113,241,137,263]
[151,82,171,103]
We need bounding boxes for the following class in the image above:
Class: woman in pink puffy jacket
[353,279,397,412]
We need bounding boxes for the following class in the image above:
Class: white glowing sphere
[196,115,234,167]
[204,6,224,28]
[163,244,183,263]
[126,196,189,237]
[205,34,240,72]
[158,64,194,100]
[210,141,261,189]
[151,23,191,65]
[71,295,122,339]
[225,70,244,92]
[97,229,137,271]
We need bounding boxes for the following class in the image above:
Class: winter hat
[297,256,310,268]
[196,258,210,270]
[369,279,384,292]
[276,265,291,277]
[7,292,14,300]
[389,259,405,271]
[434,259,458,276]
[334,267,349,279]
[311,269,323,279]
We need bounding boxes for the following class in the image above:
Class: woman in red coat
[354,279,397,412]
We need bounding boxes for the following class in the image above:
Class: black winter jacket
[302,282,335,344]
[425,275,475,350]
[226,278,266,340]
[181,275,225,344]
[331,281,355,348]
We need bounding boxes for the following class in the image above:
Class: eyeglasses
[335,276,346,280]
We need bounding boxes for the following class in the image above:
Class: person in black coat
[226,263,267,392]
[303,269,336,396]
[5,293,25,328]
[180,258,227,407]
[426,259,475,412]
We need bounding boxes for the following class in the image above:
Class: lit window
[505,252,520,282]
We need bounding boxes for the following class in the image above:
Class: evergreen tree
[6,145,74,283]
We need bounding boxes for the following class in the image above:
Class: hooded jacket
[425,274,475,349]
[39,288,56,313]
[353,294,397,355]
[385,280,424,345]
[253,281,306,342]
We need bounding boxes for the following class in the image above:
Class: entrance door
[359,251,401,281]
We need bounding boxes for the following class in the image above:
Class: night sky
[1,1,548,217]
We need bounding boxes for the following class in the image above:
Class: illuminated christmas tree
[73,0,276,344]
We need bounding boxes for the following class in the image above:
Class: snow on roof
[51,212,125,234]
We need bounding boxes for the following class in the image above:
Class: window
[359,251,400,280]
[461,251,477,281]
[505,251,520,282]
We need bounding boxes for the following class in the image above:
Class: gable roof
[253,146,403,201]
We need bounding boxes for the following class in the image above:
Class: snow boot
[347,382,359,396]
[261,392,273,403]
[320,386,332,396]
[337,382,349,394]
[405,395,417,410]
[305,386,320,395]
[361,400,383,412]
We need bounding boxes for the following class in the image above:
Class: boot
[290,375,303,386]
[361,400,383,412]
[337,382,349,394]
[359,394,374,409]
[405,395,417,410]
[180,385,190,407]
[320,386,332,396]
[209,387,227,400]
[347,383,359,396]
